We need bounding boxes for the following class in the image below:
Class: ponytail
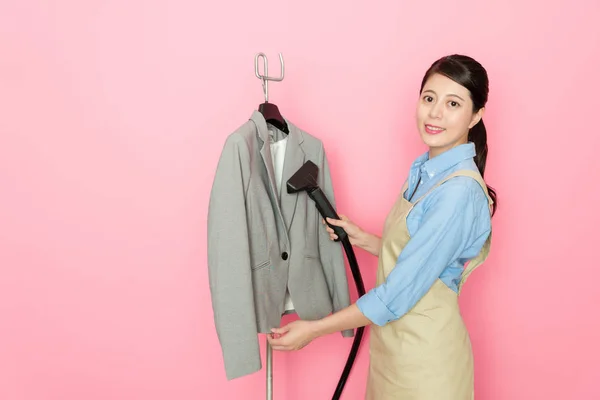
[468,118,497,216]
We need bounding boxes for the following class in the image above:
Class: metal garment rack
[254,52,288,400]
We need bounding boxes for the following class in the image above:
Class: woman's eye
[449,101,460,107]
[424,96,433,102]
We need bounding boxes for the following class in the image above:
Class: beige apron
[365,170,493,400]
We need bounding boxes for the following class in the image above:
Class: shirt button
[281,252,288,260]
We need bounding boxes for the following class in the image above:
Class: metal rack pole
[267,309,295,399]
[266,336,273,400]
[254,52,287,400]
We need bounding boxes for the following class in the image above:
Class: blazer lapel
[254,113,282,212]
[280,123,305,230]
[251,110,305,231]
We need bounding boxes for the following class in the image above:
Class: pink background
[1,0,599,399]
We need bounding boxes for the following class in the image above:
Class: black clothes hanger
[258,102,288,134]
[255,52,289,134]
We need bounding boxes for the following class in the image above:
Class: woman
[267,54,498,399]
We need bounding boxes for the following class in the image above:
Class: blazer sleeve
[207,133,261,380]
[317,144,354,338]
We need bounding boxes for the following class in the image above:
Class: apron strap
[408,169,494,293]
[411,169,494,210]
[400,178,409,197]
[458,232,492,293]
[401,179,408,193]
[452,171,494,293]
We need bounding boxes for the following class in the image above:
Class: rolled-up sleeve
[356,178,490,326]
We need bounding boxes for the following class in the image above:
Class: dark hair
[419,54,498,216]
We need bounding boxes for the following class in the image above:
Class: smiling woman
[417,55,498,214]
[268,54,498,400]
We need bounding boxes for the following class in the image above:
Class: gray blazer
[207,111,353,380]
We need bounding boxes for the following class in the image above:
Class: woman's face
[416,73,483,157]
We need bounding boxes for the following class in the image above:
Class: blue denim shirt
[356,142,491,326]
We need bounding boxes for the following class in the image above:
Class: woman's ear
[469,107,485,129]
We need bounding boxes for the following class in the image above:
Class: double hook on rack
[254,52,285,103]
[254,52,288,134]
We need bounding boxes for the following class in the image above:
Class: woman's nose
[428,103,443,119]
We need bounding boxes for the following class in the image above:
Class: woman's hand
[323,215,382,256]
[323,215,364,245]
[266,320,320,351]
[267,304,373,352]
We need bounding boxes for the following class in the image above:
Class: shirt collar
[413,142,476,178]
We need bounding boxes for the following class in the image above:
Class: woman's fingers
[323,217,348,240]
[326,217,346,227]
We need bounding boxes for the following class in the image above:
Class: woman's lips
[425,124,445,134]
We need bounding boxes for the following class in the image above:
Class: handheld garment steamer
[287,160,366,400]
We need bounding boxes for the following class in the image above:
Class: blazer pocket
[252,258,271,271]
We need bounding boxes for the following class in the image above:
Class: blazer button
[281,252,288,260]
